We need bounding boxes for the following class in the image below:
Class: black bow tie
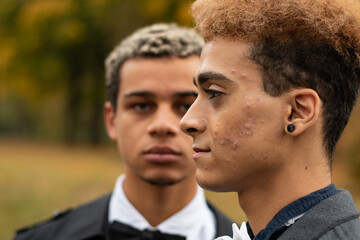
[108,221,186,240]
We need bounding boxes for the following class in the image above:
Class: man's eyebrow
[123,91,197,98]
[123,91,155,98]
[174,91,198,98]
[197,72,232,86]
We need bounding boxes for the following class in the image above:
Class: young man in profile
[15,23,232,240]
[180,0,360,239]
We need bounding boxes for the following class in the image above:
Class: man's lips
[143,146,181,163]
[192,147,210,159]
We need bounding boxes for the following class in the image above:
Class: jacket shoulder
[279,190,360,240]
[319,218,360,240]
[207,200,234,237]
[14,194,111,240]
[14,209,72,240]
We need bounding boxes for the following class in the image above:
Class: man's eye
[132,103,152,112]
[179,104,192,112]
[174,102,194,117]
[203,89,222,99]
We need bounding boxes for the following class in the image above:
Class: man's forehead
[197,39,254,72]
[203,38,252,56]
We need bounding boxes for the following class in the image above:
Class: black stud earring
[287,124,296,133]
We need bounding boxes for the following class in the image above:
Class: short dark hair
[250,40,359,162]
[191,0,360,162]
[105,23,204,109]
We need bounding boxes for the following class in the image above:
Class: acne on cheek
[237,105,257,138]
[213,116,240,150]
[214,118,250,150]
[214,89,266,148]
[214,107,263,151]
[217,136,240,150]
[242,97,265,127]
[240,123,253,136]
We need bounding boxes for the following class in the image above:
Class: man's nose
[147,106,178,137]
[180,102,206,137]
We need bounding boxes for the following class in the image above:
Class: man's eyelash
[203,89,222,99]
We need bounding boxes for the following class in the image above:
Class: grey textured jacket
[279,190,360,240]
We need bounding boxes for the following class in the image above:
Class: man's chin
[142,176,186,186]
[196,175,232,193]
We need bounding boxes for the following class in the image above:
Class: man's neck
[123,173,198,226]
[238,160,331,235]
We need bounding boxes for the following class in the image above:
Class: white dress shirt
[109,174,216,240]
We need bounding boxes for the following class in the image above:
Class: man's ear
[104,101,118,140]
[283,88,321,136]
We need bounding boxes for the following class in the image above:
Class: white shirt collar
[109,174,216,240]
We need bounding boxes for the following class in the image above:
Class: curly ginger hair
[192,0,360,56]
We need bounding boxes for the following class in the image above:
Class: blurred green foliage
[0,0,194,143]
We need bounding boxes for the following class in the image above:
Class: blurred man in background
[14,23,233,240]
[181,0,360,239]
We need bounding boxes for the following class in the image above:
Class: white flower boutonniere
[215,222,251,240]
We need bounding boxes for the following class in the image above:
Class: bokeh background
[0,0,359,239]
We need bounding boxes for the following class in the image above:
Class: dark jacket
[14,194,233,240]
[278,190,360,240]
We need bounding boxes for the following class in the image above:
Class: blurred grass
[1,139,121,239]
[1,136,359,239]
